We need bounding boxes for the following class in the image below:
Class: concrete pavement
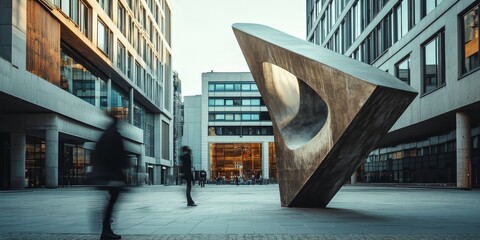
[0,184,479,239]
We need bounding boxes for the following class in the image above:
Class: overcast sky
[171,0,306,97]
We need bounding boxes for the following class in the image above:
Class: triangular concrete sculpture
[232,23,418,208]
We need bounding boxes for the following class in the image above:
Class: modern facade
[0,0,173,189]
[200,72,276,183]
[182,95,202,173]
[307,0,480,187]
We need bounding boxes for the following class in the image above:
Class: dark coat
[181,152,194,181]
[90,121,128,185]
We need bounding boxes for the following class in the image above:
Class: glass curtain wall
[268,142,277,182]
[365,141,456,184]
[60,50,108,109]
[210,143,262,184]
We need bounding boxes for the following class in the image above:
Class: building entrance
[59,144,90,186]
[0,133,10,189]
[25,136,45,188]
[210,143,262,184]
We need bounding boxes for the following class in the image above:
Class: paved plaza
[0,184,479,239]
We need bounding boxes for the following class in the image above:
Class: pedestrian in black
[200,170,206,187]
[91,117,129,240]
[181,146,196,206]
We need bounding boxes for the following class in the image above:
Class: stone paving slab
[1,184,480,239]
[1,233,480,240]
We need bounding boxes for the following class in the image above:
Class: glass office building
[182,72,276,184]
[0,0,174,189]
[307,0,480,187]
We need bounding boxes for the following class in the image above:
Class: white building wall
[183,95,203,170]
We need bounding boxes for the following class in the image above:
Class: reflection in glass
[111,84,129,120]
[463,6,479,73]
[423,32,444,94]
[268,142,277,181]
[60,51,108,109]
[97,20,109,55]
[210,143,265,183]
[25,136,45,188]
[396,56,410,84]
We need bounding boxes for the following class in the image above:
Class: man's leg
[186,180,195,206]
[102,188,121,239]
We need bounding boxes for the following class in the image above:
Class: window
[462,5,479,74]
[58,0,90,38]
[78,1,89,38]
[135,61,141,88]
[225,84,234,91]
[111,84,129,120]
[215,84,225,91]
[60,49,107,109]
[97,0,111,18]
[422,0,443,18]
[394,0,414,41]
[127,54,133,79]
[242,114,251,121]
[214,99,224,106]
[97,20,110,57]
[117,3,125,35]
[422,31,445,94]
[117,41,125,73]
[225,114,234,121]
[396,56,410,85]
[241,84,251,91]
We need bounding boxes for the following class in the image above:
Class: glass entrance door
[210,143,262,184]
[25,136,45,188]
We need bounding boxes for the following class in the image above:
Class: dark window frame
[395,54,411,85]
[460,3,480,75]
[421,29,445,95]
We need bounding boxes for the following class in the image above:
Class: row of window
[208,98,264,107]
[312,1,480,95]
[60,47,157,157]
[55,0,168,108]
[310,0,390,45]
[367,141,458,163]
[208,126,274,136]
[388,30,445,94]
[208,112,271,122]
[390,2,480,94]
[324,0,443,57]
[364,156,457,183]
[208,82,259,92]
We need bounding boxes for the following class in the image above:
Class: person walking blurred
[181,146,196,206]
[90,116,129,239]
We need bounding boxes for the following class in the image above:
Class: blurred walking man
[91,117,129,239]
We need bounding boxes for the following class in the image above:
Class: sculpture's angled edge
[232,23,418,208]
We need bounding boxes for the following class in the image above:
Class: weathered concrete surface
[232,23,418,207]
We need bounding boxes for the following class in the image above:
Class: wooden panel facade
[26,0,60,85]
